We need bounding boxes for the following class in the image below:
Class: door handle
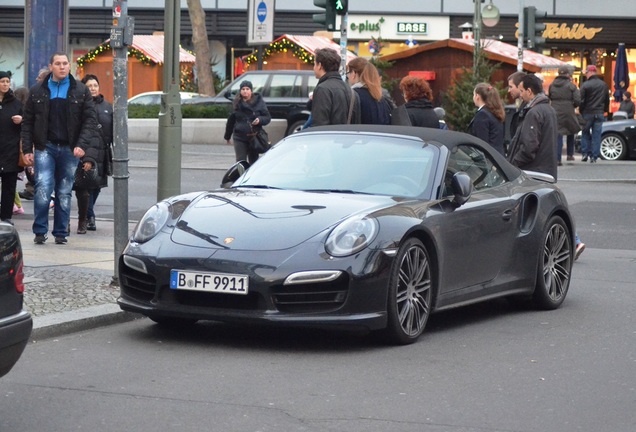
[502,209,513,221]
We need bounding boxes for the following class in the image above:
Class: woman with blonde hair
[468,82,505,155]
[346,57,391,125]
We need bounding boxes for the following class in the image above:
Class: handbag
[249,128,271,154]
[74,163,101,189]
[18,142,33,168]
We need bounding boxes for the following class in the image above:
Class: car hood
[169,189,398,251]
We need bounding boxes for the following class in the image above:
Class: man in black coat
[20,52,99,245]
[579,65,609,163]
[507,74,558,180]
[311,48,360,126]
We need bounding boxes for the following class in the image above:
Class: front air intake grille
[120,264,156,302]
[271,276,349,313]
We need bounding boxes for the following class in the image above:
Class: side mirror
[451,172,473,206]
[220,160,250,188]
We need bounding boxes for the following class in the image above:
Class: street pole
[157,0,182,201]
[473,0,482,74]
[517,0,524,71]
[339,13,348,79]
[110,0,133,283]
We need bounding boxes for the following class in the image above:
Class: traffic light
[334,0,348,16]
[313,0,336,31]
[524,6,547,51]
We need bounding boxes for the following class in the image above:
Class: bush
[128,104,230,119]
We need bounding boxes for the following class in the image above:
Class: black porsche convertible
[118,125,575,344]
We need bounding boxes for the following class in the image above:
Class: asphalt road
[4,145,635,431]
[2,244,635,432]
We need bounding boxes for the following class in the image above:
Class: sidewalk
[13,206,140,341]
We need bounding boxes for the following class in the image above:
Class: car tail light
[11,260,25,294]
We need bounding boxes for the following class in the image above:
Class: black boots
[87,216,96,231]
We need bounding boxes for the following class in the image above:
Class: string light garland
[77,42,156,68]
[244,37,314,67]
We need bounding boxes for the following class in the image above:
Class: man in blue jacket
[21,52,99,245]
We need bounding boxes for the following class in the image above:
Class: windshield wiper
[233,184,281,189]
[305,189,371,195]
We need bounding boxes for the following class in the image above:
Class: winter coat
[579,75,610,115]
[0,89,22,174]
[468,107,505,155]
[548,75,581,136]
[93,94,113,188]
[507,94,559,180]
[20,73,99,168]
[404,98,439,129]
[618,99,635,119]
[312,71,361,126]
[353,85,391,125]
[224,93,271,141]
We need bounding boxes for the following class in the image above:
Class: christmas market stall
[77,34,196,101]
[241,34,356,74]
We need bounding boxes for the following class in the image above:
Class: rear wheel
[532,216,572,310]
[382,238,433,345]
[286,119,307,136]
[600,133,627,160]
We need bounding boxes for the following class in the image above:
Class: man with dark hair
[507,74,558,179]
[579,65,609,163]
[311,48,360,126]
[21,52,99,245]
[506,71,527,139]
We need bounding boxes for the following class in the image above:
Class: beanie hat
[558,66,571,76]
[0,71,12,80]
[239,80,253,91]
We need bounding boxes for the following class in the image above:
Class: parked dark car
[186,70,318,136]
[575,118,636,160]
[0,223,32,378]
[118,125,575,345]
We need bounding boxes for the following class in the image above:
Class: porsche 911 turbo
[118,125,575,344]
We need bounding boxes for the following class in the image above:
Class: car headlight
[325,215,378,257]
[132,202,171,243]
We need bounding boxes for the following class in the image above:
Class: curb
[30,304,143,341]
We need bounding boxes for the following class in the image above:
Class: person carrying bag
[224,80,271,165]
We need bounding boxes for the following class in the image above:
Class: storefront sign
[515,22,603,41]
[346,15,449,41]
[544,23,603,40]
[397,22,428,35]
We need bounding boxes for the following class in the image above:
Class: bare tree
[186,0,215,96]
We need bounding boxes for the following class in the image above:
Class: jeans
[33,143,78,238]
[557,135,575,162]
[87,188,100,219]
[580,113,604,159]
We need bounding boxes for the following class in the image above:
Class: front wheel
[532,216,572,310]
[600,133,627,160]
[382,238,433,345]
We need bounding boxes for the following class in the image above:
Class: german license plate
[170,270,249,295]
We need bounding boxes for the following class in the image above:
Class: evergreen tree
[441,41,505,132]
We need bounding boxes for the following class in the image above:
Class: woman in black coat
[399,76,439,128]
[224,80,271,165]
[76,74,112,233]
[0,71,23,224]
[468,82,506,156]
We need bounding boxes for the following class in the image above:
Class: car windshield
[233,132,439,198]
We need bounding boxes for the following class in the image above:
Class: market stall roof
[77,34,196,67]
[244,34,357,66]
[381,38,568,72]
